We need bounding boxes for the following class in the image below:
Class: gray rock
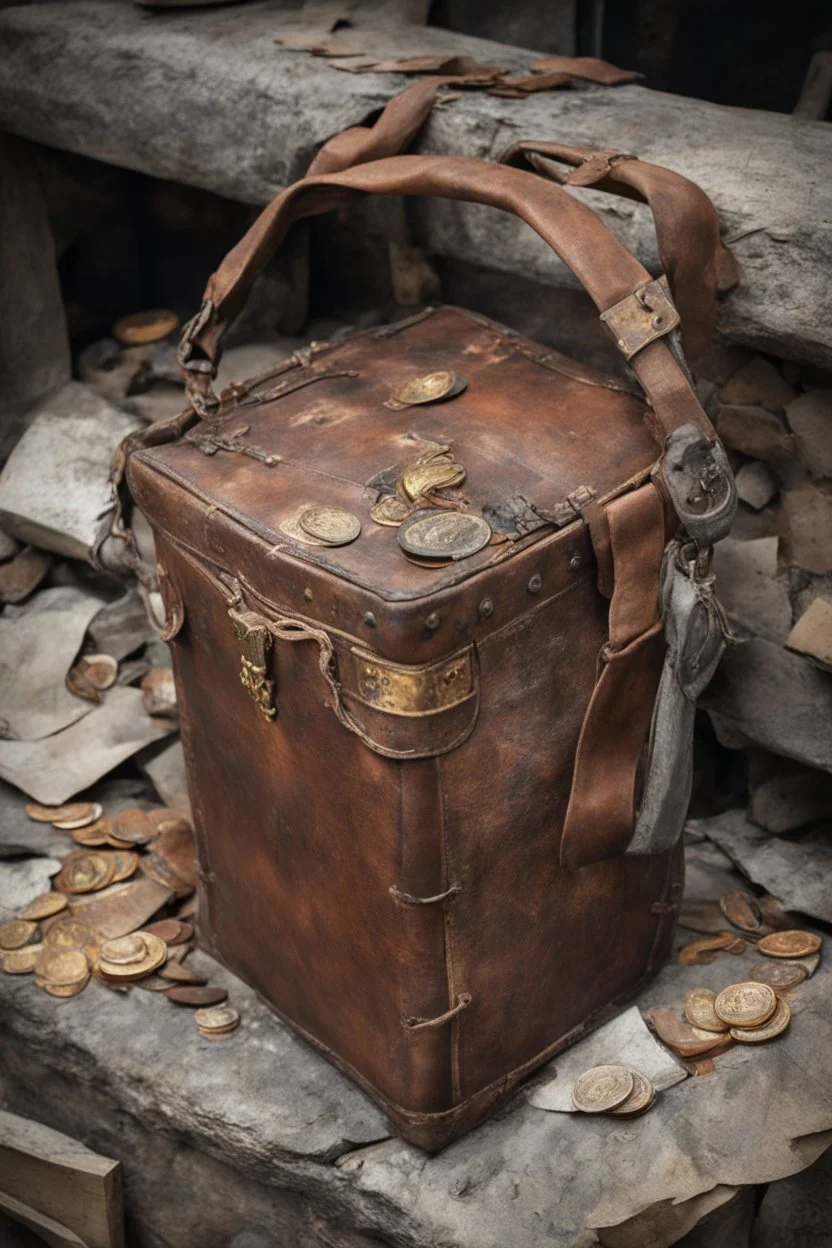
[720,356,796,413]
[735,460,778,511]
[782,485,832,575]
[748,753,832,833]
[716,405,795,463]
[0,855,61,921]
[752,1144,832,1248]
[0,780,68,859]
[711,537,792,643]
[786,390,832,479]
[787,597,832,671]
[87,589,155,662]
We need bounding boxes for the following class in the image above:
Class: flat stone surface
[1,839,831,1247]
[712,537,792,644]
[1,2,831,366]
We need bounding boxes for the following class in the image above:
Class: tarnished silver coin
[572,1064,634,1114]
[299,505,361,546]
[398,510,491,561]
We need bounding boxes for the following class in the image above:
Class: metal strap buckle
[600,276,680,360]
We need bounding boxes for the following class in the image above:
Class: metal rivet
[303,587,313,601]
[363,611,376,627]
[479,598,494,619]
[651,314,664,329]
[527,574,542,594]
[425,611,441,630]
[569,555,582,571]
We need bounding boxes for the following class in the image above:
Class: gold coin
[398,510,492,561]
[385,370,466,409]
[401,456,466,502]
[684,987,729,1034]
[608,1069,656,1117]
[52,802,104,831]
[25,801,94,824]
[757,930,822,959]
[35,948,89,986]
[71,817,113,847]
[113,807,158,846]
[370,494,412,527]
[278,514,328,547]
[0,919,38,950]
[714,981,777,1028]
[41,974,90,998]
[730,995,791,1043]
[572,1064,634,1113]
[97,931,167,981]
[719,890,763,934]
[20,892,68,921]
[298,505,361,546]
[194,1004,240,1034]
[54,852,115,894]
[748,960,808,991]
[99,934,147,966]
[2,944,43,974]
[44,918,95,952]
[113,308,180,346]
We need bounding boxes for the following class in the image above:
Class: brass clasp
[230,610,276,720]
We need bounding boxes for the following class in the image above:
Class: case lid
[132,306,657,603]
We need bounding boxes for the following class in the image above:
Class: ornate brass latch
[230,610,276,720]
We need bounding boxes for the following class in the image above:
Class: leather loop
[559,483,667,870]
[499,139,738,362]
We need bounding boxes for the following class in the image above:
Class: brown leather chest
[122,95,737,1149]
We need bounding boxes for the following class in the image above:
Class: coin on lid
[370,494,413,527]
[401,456,466,502]
[714,981,777,1028]
[398,510,492,561]
[20,893,67,922]
[572,1064,634,1113]
[298,505,361,546]
[609,1069,656,1117]
[748,960,808,991]
[757,930,822,959]
[684,987,729,1034]
[0,919,38,951]
[730,995,791,1044]
[385,370,466,410]
[113,308,180,346]
[52,802,103,831]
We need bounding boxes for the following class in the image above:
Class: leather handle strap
[183,155,713,446]
[307,77,448,176]
[499,140,738,362]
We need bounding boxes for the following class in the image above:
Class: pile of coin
[571,1064,656,1118]
[0,799,240,1040]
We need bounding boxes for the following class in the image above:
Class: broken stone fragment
[720,356,796,413]
[787,597,832,671]
[711,536,792,643]
[782,484,832,575]
[748,750,832,834]
[0,382,140,564]
[785,389,832,479]
[734,460,778,511]
[716,404,794,464]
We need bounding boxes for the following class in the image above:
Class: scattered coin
[2,944,43,974]
[608,1069,656,1117]
[165,985,228,1007]
[40,975,90,998]
[572,1065,634,1114]
[648,1008,734,1058]
[113,308,180,346]
[278,514,329,547]
[140,852,191,897]
[52,802,104,831]
[298,505,361,547]
[144,918,188,944]
[71,817,113,847]
[44,918,95,952]
[0,919,38,951]
[748,960,808,992]
[25,801,95,824]
[676,932,737,965]
[35,948,89,987]
[757,930,822,959]
[80,654,118,691]
[684,987,729,1034]
[134,975,173,993]
[20,893,67,922]
[99,934,148,966]
[195,1004,240,1038]
[113,807,158,846]
[160,961,206,986]
[110,850,140,883]
[398,510,492,561]
[146,808,192,836]
[54,852,115,895]
[97,932,168,981]
[729,995,792,1044]
[719,890,764,934]
[370,494,413,527]
[400,455,466,502]
[714,981,777,1028]
[385,370,466,409]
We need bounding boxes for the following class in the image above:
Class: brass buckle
[600,276,680,360]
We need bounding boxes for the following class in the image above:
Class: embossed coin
[370,494,413,527]
[757,930,822,959]
[52,802,104,831]
[684,987,729,1034]
[714,981,777,1028]
[44,918,95,952]
[730,995,791,1043]
[97,932,167,981]
[54,852,115,895]
[99,934,147,966]
[398,510,491,561]
[0,919,38,950]
[572,1064,634,1113]
[385,370,466,410]
[609,1069,656,1117]
[20,893,67,922]
[36,948,89,986]
[2,944,43,974]
[748,960,808,991]
[719,890,764,934]
[278,514,328,547]
[25,801,95,824]
[195,1004,240,1036]
[298,505,361,546]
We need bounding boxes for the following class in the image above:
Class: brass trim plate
[600,275,680,360]
[349,646,475,717]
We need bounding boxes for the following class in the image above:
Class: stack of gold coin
[54,851,115,895]
[571,1064,656,1118]
[34,948,90,997]
[194,1004,240,1039]
[96,932,168,983]
[2,944,44,974]
[712,981,791,1043]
